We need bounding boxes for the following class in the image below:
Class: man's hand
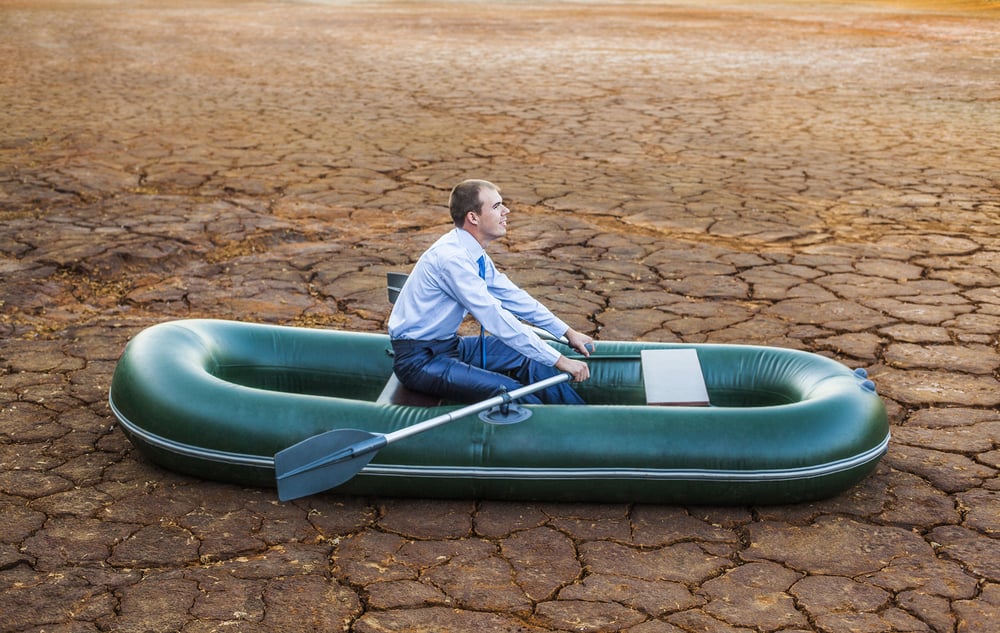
[555,355,590,382]
[564,328,594,357]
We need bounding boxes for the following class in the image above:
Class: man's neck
[457,225,492,250]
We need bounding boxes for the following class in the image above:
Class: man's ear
[467,211,479,225]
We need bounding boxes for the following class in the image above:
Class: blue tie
[477,255,487,369]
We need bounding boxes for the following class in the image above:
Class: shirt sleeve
[437,254,564,366]
[488,264,569,339]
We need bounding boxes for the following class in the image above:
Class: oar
[529,326,569,344]
[530,326,595,358]
[273,372,571,501]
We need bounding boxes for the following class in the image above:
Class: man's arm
[460,255,594,378]
[445,257,564,366]
[563,327,594,358]
[486,267,568,338]
[555,354,590,382]
[555,327,593,383]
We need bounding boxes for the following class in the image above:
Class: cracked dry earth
[1,0,999,631]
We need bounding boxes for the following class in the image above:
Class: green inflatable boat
[108,319,889,505]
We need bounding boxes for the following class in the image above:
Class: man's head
[449,179,509,246]
[449,179,498,226]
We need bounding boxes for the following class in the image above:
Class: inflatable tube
[108,319,889,504]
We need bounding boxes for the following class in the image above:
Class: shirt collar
[454,227,486,261]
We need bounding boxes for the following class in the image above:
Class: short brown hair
[449,179,498,226]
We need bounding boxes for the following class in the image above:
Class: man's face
[472,187,509,242]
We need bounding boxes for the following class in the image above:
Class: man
[388,179,593,405]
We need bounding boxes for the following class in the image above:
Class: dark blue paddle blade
[274,428,384,501]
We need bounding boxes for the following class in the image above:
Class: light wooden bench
[641,349,710,406]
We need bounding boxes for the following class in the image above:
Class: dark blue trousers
[391,336,584,405]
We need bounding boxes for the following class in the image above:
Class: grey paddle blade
[273,374,571,501]
[274,428,384,501]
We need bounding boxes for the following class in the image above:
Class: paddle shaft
[529,326,569,344]
[386,372,569,444]
[530,326,597,358]
[276,372,571,482]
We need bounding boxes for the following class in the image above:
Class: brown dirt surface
[1,1,998,631]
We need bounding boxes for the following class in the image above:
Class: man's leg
[392,338,527,404]
[461,336,585,405]
[392,337,585,405]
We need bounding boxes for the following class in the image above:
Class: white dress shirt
[388,228,566,366]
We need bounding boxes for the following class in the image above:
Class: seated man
[388,179,592,405]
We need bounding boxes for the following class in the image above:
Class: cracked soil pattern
[1,0,998,631]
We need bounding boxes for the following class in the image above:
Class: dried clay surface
[1,1,998,631]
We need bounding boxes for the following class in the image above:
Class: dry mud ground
[1,0,999,631]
